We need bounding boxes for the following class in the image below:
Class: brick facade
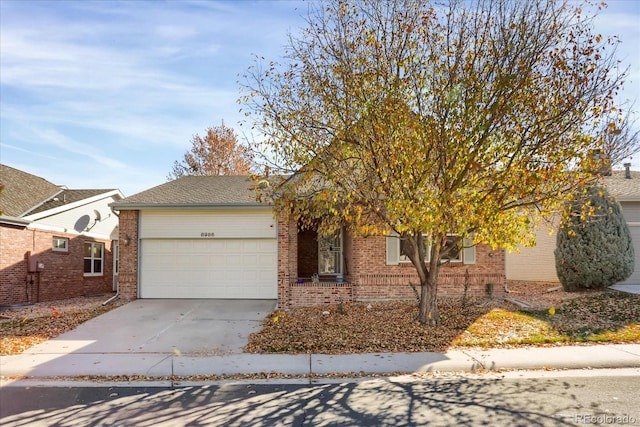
[278,219,506,308]
[0,224,114,306]
[117,210,139,300]
[114,210,505,308]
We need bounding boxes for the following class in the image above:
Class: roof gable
[0,164,62,217]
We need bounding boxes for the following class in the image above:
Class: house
[0,164,123,306]
[111,175,505,308]
[506,166,640,284]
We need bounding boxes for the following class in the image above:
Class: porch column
[277,213,297,308]
[118,210,139,300]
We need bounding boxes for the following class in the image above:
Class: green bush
[555,185,634,291]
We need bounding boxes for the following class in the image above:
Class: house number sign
[200,232,215,237]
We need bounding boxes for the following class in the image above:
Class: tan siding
[506,221,560,282]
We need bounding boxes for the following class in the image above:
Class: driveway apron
[24,299,276,356]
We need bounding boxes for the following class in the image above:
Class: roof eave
[0,215,32,227]
[23,190,125,220]
[109,202,272,210]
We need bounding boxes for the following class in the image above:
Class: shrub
[555,185,634,291]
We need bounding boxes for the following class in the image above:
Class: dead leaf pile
[247,291,640,354]
[246,299,506,354]
[549,293,640,339]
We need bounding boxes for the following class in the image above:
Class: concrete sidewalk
[2,344,639,381]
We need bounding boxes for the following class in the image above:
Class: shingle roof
[601,170,640,201]
[111,176,265,209]
[0,164,62,217]
[27,189,119,215]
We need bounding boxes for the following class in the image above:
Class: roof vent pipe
[624,163,632,179]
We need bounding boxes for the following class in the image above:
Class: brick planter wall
[286,281,353,308]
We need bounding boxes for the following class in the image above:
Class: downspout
[102,240,119,305]
[102,291,119,306]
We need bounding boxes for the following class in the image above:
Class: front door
[318,230,342,275]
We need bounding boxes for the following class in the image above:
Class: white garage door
[138,209,277,299]
[140,239,277,298]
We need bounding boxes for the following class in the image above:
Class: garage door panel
[140,238,277,299]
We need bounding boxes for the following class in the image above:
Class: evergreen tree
[555,186,634,291]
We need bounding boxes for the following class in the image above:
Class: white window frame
[52,236,69,252]
[387,233,475,266]
[84,241,104,276]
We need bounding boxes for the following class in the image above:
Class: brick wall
[117,210,139,300]
[277,219,506,308]
[0,224,114,306]
[350,235,505,301]
[287,281,353,307]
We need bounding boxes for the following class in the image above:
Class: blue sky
[1,0,639,197]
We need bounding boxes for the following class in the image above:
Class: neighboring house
[506,166,640,284]
[112,175,505,308]
[0,164,123,306]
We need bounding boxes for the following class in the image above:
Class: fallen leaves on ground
[0,301,125,355]
[246,299,507,354]
[2,286,638,357]
[246,292,640,354]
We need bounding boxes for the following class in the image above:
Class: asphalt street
[1,369,639,426]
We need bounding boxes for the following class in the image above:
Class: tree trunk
[418,260,440,325]
[404,233,442,326]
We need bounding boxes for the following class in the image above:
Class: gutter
[109,203,272,210]
[0,215,32,227]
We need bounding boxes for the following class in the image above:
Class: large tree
[168,123,253,179]
[241,0,629,325]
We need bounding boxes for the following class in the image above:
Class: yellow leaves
[548,307,556,316]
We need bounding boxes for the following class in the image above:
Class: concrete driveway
[25,299,277,356]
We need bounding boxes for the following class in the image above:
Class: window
[399,234,430,263]
[441,235,463,262]
[52,237,69,252]
[386,233,475,266]
[84,242,104,275]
